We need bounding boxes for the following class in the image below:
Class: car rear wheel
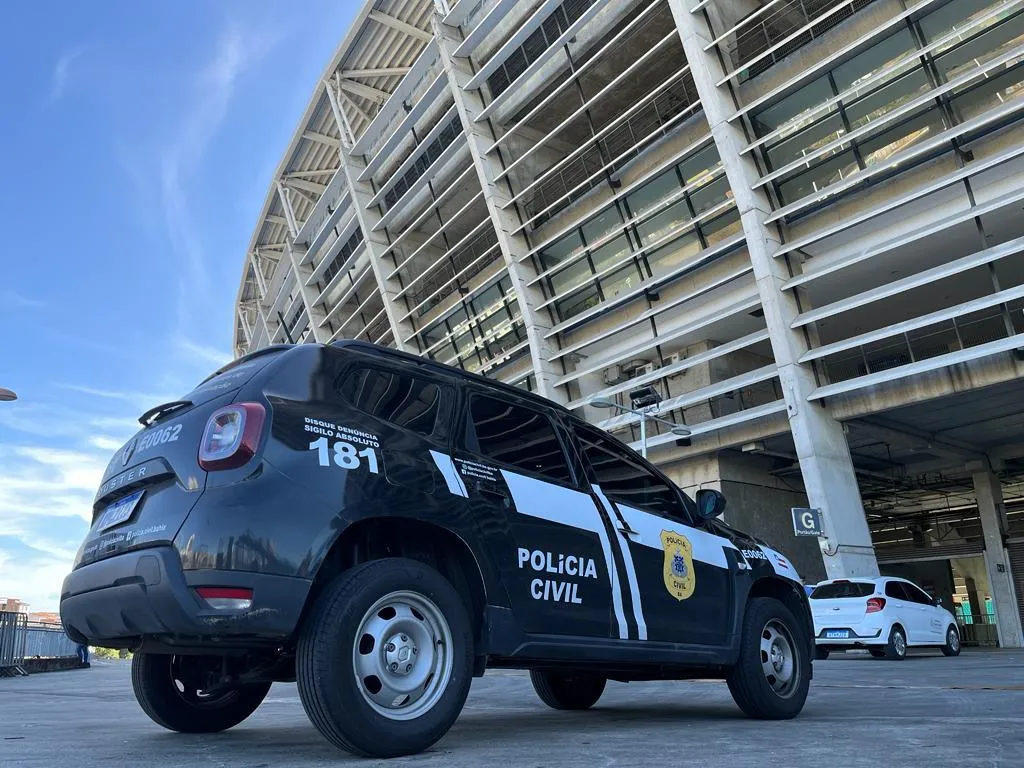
[884,626,907,660]
[530,670,606,710]
[726,597,810,719]
[941,625,961,657]
[869,648,887,658]
[296,558,473,758]
[131,652,270,733]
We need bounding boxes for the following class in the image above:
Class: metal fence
[0,611,28,671]
[1,612,80,672]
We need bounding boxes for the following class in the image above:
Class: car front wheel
[131,652,270,733]
[726,597,811,719]
[296,558,473,758]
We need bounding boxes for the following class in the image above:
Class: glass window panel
[539,231,585,270]
[677,144,721,188]
[843,69,932,130]
[646,231,701,278]
[600,263,641,301]
[952,64,1024,120]
[777,150,860,205]
[555,284,601,321]
[636,198,691,246]
[581,207,624,246]
[751,76,834,136]
[548,256,593,295]
[833,29,916,92]
[688,175,732,215]
[766,113,847,169]
[936,13,1024,82]
[625,168,680,219]
[591,234,632,273]
[338,368,443,436]
[469,395,572,483]
[701,208,742,246]
[920,0,1011,53]
[859,109,946,168]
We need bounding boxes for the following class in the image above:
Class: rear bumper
[60,546,311,648]
[814,625,884,646]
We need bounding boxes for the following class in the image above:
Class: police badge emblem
[660,530,695,600]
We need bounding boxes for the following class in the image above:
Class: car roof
[330,339,575,416]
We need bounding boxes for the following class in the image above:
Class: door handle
[617,524,640,540]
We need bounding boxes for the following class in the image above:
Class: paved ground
[2,650,1023,767]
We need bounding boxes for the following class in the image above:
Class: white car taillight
[198,403,266,471]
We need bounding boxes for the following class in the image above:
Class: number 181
[308,437,379,473]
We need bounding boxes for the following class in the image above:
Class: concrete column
[972,469,1024,647]
[670,0,878,578]
[285,243,330,343]
[336,146,419,354]
[432,15,568,404]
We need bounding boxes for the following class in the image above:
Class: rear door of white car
[903,581,946,642]
[885,581,927,643]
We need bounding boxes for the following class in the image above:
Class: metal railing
[957,611,1000,646]
[0,611,28,671]
[1,614,81,673]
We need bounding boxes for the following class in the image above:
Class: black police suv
[61,340,813,757]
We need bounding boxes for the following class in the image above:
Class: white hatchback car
[810,577,961,660]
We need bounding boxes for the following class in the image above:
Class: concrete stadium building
[234,0,1024,646]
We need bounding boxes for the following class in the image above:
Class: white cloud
[174,336,231,369]
[88,435,125,452]
[0,289,46,311]
[47,46,86,104]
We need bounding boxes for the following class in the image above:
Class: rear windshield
[188,347,289,398]
[810,582,875,599]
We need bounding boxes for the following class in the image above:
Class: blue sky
[0,0,359,611]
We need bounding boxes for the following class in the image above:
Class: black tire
[941,625,961,657]
[869,648,886,658]
[131,652,270,733]
[530,670,607,710]
[297,558,474,758]
[814,647,830,661]
[884,625,907,660]
[726,597,811,720]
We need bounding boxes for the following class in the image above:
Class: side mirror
[695,488,726,520]
[933,597,943,607]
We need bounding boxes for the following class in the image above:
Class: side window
[468,395,573,483]
[578,428,685,518]
[338,366,443,437]
[885,581,909,601]
[906,584,933,605]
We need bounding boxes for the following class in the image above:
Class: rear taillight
[198,403,265,470]
[866,597,886,614]
[195,587,253,611]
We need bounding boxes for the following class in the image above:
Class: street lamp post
[589,389,690,458]
[0,388,17,402]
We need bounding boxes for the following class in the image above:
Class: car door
[905,582,945,642]
[571,423,733,647]
[885,581,926,643]
[449,390,617,640]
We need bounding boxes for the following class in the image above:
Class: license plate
[95,490,145,532]
[825,630,850,639]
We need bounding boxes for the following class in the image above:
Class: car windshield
[810,582,875,599]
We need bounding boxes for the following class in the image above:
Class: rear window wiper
[139,400,193,427]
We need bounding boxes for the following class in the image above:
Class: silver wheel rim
[351,590,453,721]
[894,630,906,656]
[760,619,799,698]
[948,628,959,652]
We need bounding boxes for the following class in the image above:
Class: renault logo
[122,438,137,466]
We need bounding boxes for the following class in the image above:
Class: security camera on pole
[589,385,690,458]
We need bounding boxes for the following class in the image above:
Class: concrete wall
[718,452,826,583]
